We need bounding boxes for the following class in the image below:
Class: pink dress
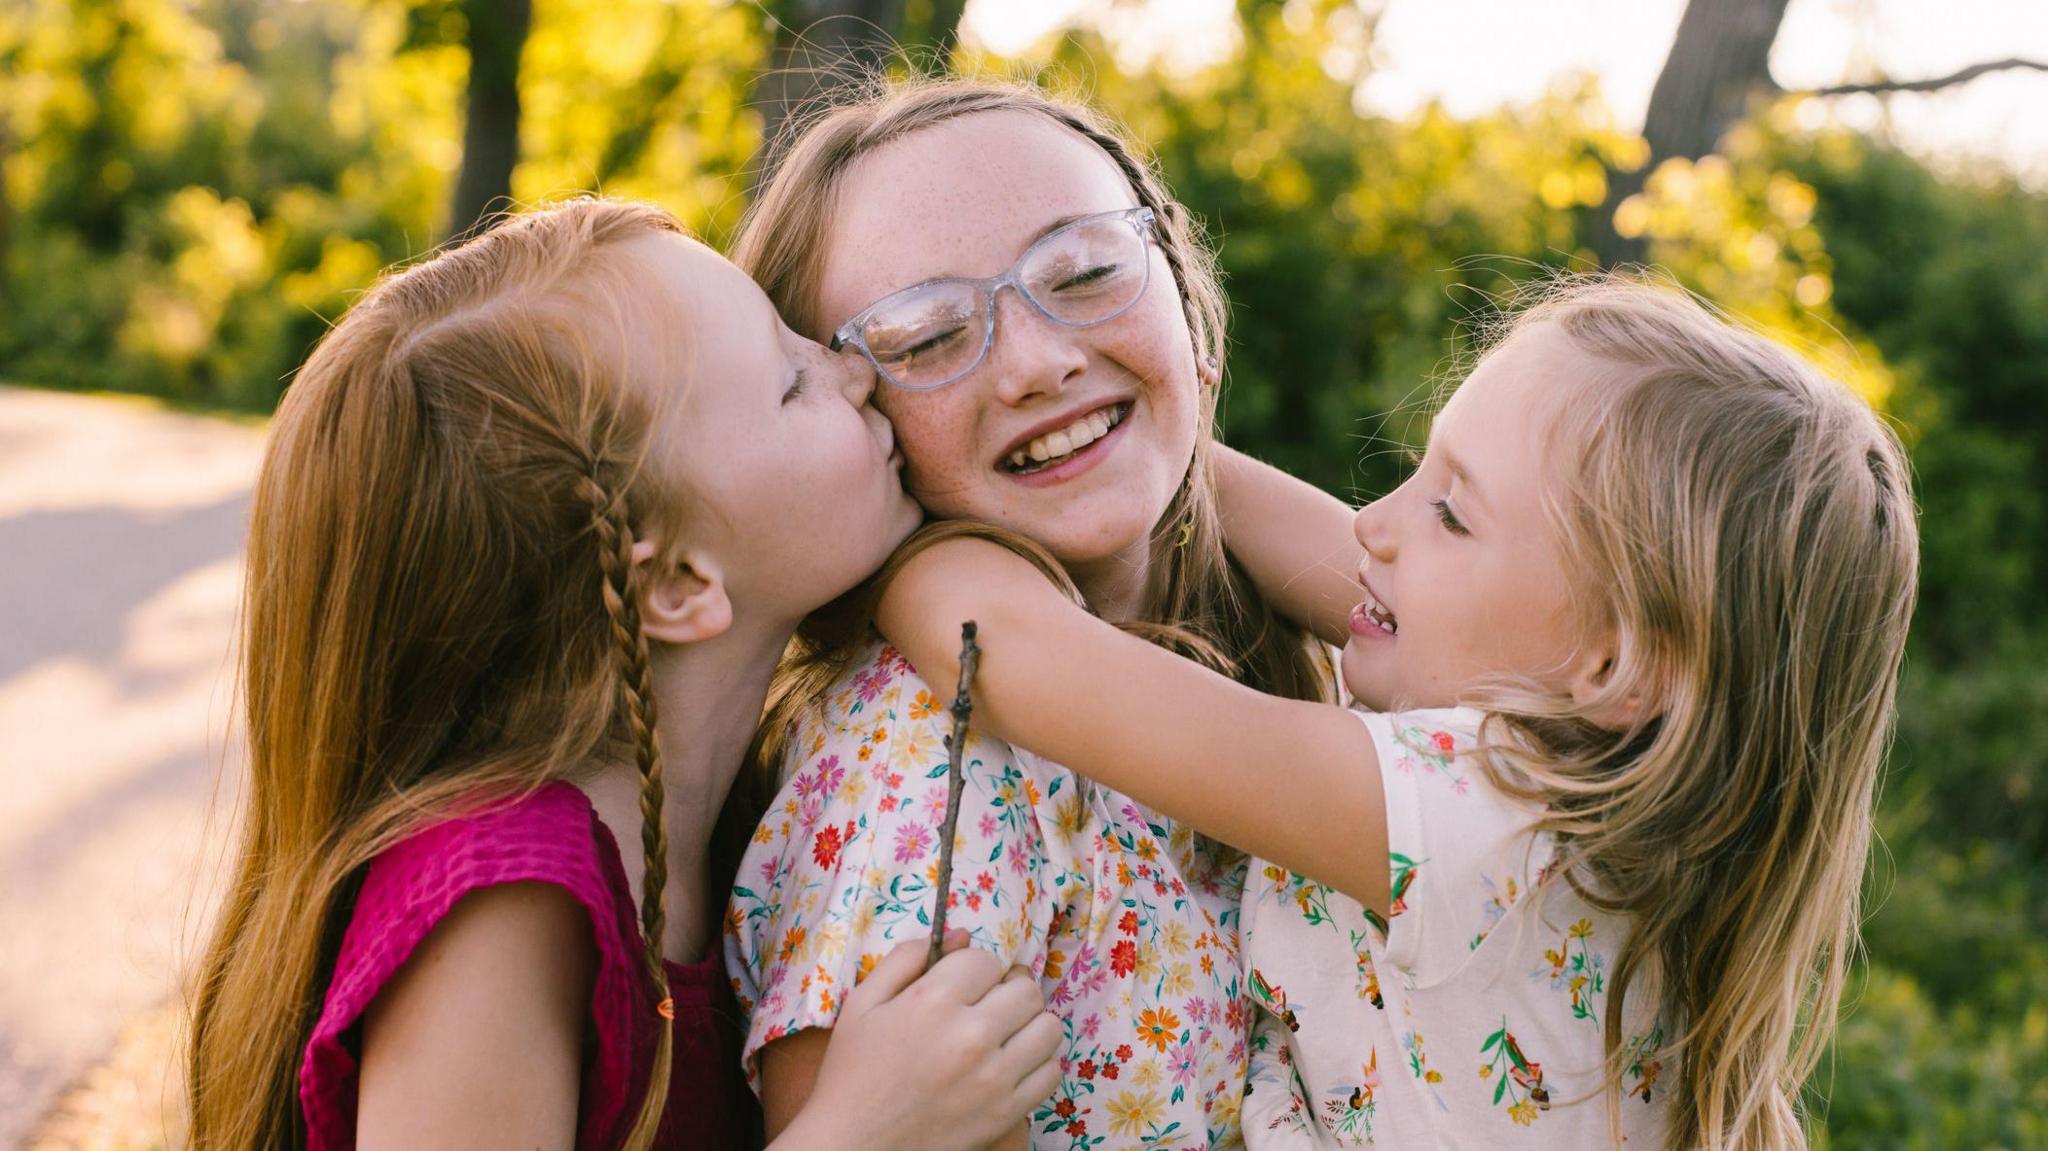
[300,780,762,1151]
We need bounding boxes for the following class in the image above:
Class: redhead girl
[880,278,1919,1149]
[721,76,1337,1150]
[184,200,1061,1151]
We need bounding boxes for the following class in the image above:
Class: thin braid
[580,471,675,1150]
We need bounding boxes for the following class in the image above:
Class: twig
[1800,57,2046,98]
[927,621,980,967]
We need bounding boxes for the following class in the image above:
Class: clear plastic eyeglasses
[830,206,1158,391]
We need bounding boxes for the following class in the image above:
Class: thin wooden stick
[927,621,980,967]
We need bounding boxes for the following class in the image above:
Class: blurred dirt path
[0,387,265,1149]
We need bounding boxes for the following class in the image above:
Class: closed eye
[783,368,808,404]
[1430,497,1469,536]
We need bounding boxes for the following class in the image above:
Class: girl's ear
[630,538,732,645]
[1197,353,1221,390]
[1569,633,1663,732]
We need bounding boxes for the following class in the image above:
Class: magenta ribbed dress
[298,781,762,1151]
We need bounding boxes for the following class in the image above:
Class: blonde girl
[185,198,1061,1151]
[878,278,1918,1149]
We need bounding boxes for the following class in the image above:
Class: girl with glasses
[723,76,1339,1149]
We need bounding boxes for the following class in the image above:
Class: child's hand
[791,932,1060,1151]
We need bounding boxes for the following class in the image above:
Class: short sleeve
[724,643,1058,1087]
[1358,706,1552,986]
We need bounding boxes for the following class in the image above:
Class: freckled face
[1341,324,1595,711]
[812,111,1202,570]
[628,233,921,625]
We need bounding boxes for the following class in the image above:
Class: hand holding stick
[927,621,981,967]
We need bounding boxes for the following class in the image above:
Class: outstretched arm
[1213,445,1367,650]
[877,536,1390,916]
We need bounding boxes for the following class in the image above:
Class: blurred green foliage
[2,0,2041,1143]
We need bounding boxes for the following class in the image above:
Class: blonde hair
[1471,276,1918,1150]
[723,72,1332,794]
[187,199,689,1151]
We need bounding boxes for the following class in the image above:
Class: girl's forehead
[820,111,1137,309]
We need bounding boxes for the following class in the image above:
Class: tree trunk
[1588,0,1792,267]
[445,0,533,242]
[752,0,910,185]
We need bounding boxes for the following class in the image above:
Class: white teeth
[1007,405,1125,472]
[1360,589,1398,635]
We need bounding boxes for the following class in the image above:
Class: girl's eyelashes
[1430,497,1470,537]
[782,368,809,404]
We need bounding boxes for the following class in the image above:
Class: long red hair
[187,198,685,1150]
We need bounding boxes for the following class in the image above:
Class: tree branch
[1800,57,2047,98]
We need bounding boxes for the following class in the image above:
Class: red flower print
[1065,1119,1086,1136]
[811,824,842,869]
[1102,1062,1119,1080]
[1116,1044,1134,1062]
[1077,1060,1097,1080]
[1110,939,1138,977]
[1119,910,1140,936]
[1055,1098,1077,1118]
[1432,730,1455,754]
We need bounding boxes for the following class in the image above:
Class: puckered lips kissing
[1350,565,1399,641]
[996,399,1134,487]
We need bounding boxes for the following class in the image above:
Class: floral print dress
[1238,707,1671,1148]
[726,641,1252,1150]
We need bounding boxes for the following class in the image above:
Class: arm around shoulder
[355,882,594,1151]
[876,535,1393,917]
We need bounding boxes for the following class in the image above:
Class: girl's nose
[838,342,879,407]
[985,287,1087,407]
[1353,496,1396,564]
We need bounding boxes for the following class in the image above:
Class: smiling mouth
[1000,403,1130,475]
[1358,586,1398,635]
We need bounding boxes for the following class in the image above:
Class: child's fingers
[842,937,935,1014]
[914,944,1006,1003]
[1006,1036,1064,1115]
[969,967,1044,1028]
[993,1009,1062,1088]
[939,927,971,954]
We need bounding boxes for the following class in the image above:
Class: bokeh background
[1,0,2043,1147]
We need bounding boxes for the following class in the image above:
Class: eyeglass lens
[860,213,1150,389]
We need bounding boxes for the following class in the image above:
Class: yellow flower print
[898,723,941,766]
[1042,948,1066,981]
[907,689,940,721]
[1510,1100,1538,1126]
[855,951,880,985]
[1162,960,1194,999]
[1569,918,1594,939]
[1133,1060,1162,1087]
[1106,1089,1167,1137]
[1159,920,1192,956]
[1133,942,1162,985]
[1050,792,1088,845]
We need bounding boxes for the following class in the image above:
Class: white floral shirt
[1239,707,1671,1148]
[726,640,1252,1149]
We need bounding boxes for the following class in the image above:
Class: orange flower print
[1136,1007,1181,1053]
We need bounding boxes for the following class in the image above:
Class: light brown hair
[725,72,1333,794]
[186,198,689,1150]
[1471,276,1918,1150]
